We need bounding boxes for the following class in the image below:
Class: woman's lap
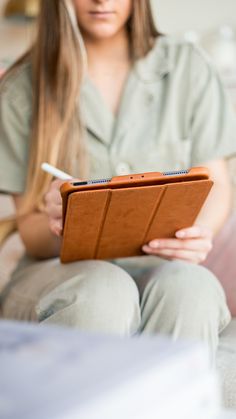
[0,254,231,348]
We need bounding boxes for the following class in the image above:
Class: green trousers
[1,256,231,360]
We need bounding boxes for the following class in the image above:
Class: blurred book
[0,320,221,419]
[4,0,40,18]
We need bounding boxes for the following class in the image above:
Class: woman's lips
[89,11,115,19]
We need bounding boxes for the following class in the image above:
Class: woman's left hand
[142,225,213,264]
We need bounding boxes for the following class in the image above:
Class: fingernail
[176,231,185,238]
[149,241,160,248]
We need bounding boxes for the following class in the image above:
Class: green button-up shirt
[1,36,236,193]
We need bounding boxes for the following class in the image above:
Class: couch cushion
[203,213,236,316]
[0,232,24,292]
[217,319,236,408]
[0,194,24,291]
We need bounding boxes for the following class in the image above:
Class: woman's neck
[83,28,131,69]
[82,28,132,116]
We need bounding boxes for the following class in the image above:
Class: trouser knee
[36,260,141,336]
[141,261,231,341]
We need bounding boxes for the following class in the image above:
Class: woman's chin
[82,26,122,41]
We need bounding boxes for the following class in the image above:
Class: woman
[0,0,236,360]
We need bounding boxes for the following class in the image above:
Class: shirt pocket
[138,138,192,172]
[169,139,192,169]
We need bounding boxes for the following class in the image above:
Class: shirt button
[115,162,131,175]
[145,93,154,105]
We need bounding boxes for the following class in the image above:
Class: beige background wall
[0,0,34,61]
[1,0,236,31]
[0,0,7,15]
[0,1,236,64]
[151,0,236,34]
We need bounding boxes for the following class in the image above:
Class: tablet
[60,167,213,263]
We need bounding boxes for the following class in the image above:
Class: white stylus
[41,162,73,180]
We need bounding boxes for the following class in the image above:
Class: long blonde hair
[0,0,159,242]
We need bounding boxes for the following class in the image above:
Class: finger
[142,246,207,264]
[148,238,213,253]
[51,179,66,189]
[44,189,62,207]
[46,204,62,219]
[45,178,65,197]
[175,225,213,239]
[155,248,207,264]
[49,219,63,237]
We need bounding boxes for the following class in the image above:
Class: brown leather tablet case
[60,167,213,263]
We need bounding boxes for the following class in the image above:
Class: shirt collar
[134,36,174,82]
[80,36,173,145]
[80,77,115,145]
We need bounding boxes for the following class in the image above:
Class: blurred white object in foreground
[0,320,221,419]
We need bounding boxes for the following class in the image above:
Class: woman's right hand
[44,179,65,237]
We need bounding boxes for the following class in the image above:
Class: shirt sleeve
[0,65,32,194]
[189,45,236,165]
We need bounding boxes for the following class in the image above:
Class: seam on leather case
[94,190,112,259]
[142,186,167,244]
